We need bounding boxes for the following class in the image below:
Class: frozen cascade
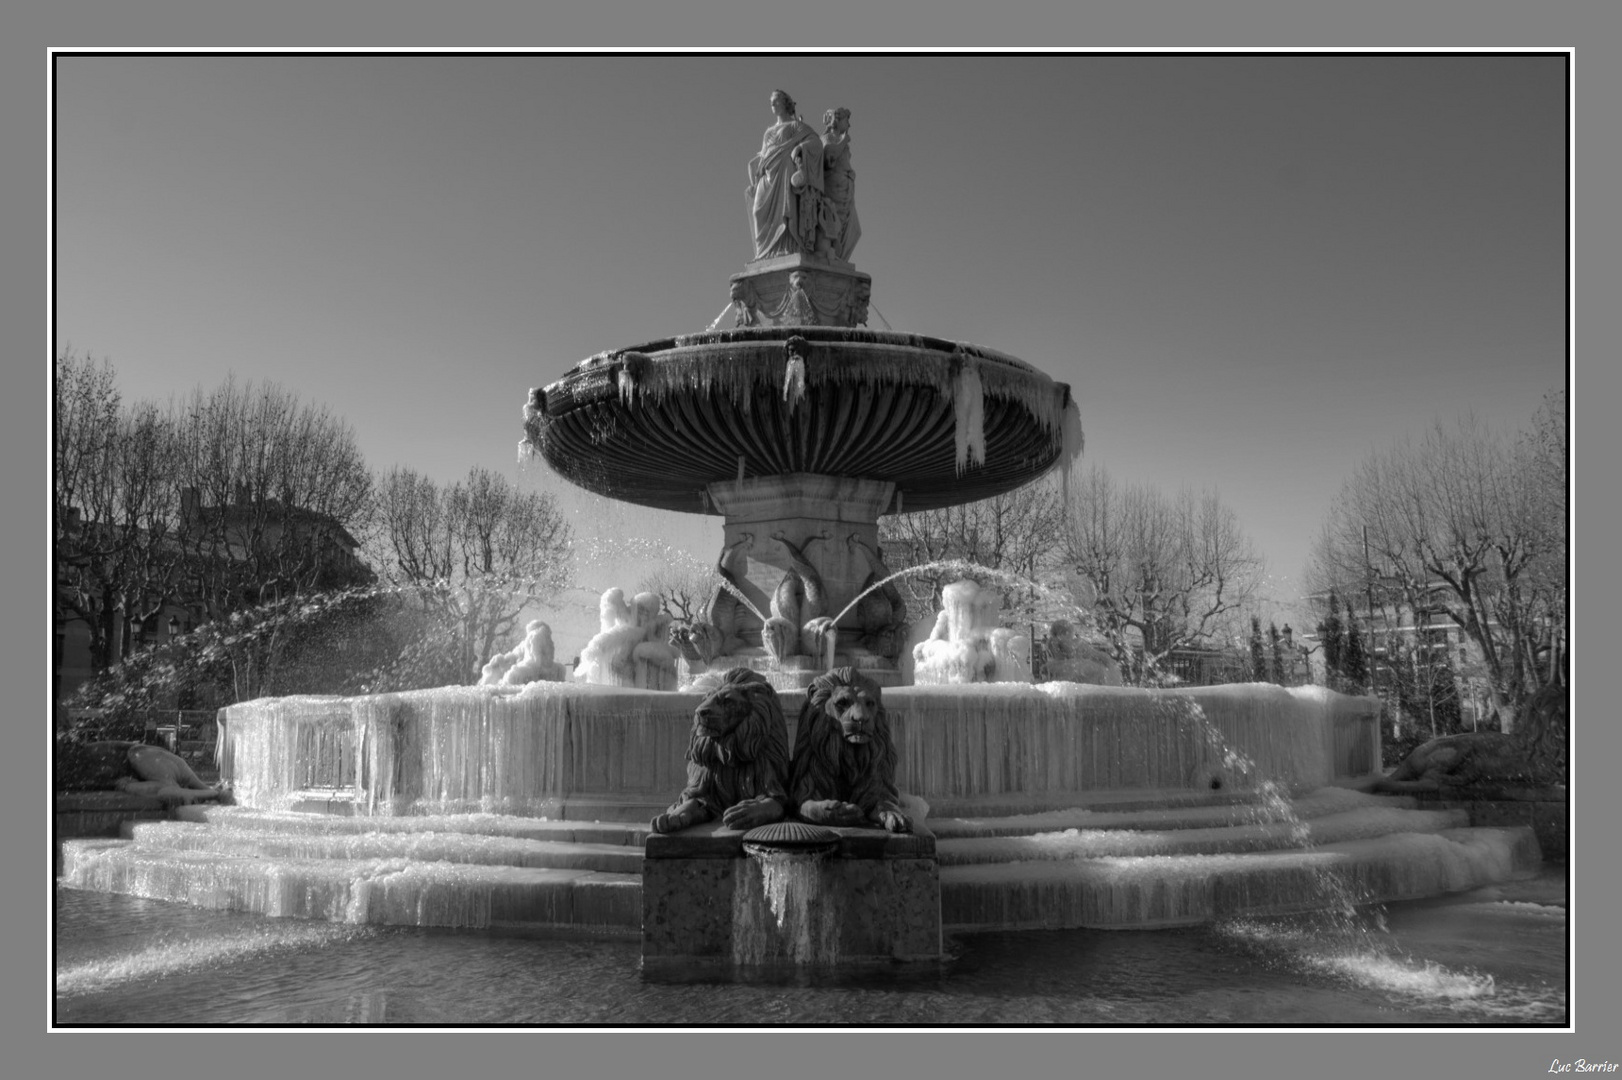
[732,850,842,966]
[880,682,1357,798]
[221,683,694,817]
[216,680,1378,816]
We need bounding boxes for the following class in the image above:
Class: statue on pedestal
[816,107,860,262]
[747,90,826,261]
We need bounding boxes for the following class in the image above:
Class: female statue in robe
[746,90,825,261]
[817,107,861,262]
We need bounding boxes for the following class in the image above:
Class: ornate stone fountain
[58,92,1544,973]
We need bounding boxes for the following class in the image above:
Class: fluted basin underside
[525,328,1079,514]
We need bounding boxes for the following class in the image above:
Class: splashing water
[715,571,770,626]
[703,303,740,332]
[1153,693,1424,974]
[828,559,1086,632]
[1217,916,1507,1014]
[56,918,374,998]
[1171,696,1529,1015]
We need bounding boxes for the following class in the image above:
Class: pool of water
[52,867,1567,1026]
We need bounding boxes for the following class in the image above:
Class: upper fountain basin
[524,327,1079,515]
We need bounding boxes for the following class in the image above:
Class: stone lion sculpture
[788,667,910,833]
[1370,731,1534,794]
[651,667,792,834]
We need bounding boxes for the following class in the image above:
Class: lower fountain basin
[214,682,1382,818]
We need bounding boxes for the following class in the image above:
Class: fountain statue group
[748,89,860,264]
[729,90,871,329]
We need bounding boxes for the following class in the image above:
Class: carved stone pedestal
[706,473,895,620]
[729,254,872,329]
[692,473,907,689]
[641,820,942,973]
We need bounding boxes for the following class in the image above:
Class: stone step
[122,820,645,874]
[62,816,1543,935]
[173,803,651,847]
[926,786,1418,839]
[939,825,1544,931]
[57,839,642,934]
[934,806,1470,866]
[251,787,668,823]
[922,788,1280,820]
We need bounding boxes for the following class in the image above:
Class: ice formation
[477,619,567,687]
[912,579,1032,685]
[575,588,680,690]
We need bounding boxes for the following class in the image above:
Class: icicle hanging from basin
[952,351,986,473]
[616,351,651,407]
[1059,391,1085,510]
[783,353,806,407]
[783,336,809,409]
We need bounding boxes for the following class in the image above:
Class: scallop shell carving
[741,821,841,850]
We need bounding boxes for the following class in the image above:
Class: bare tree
[1063,467,1265,684]
[1309,403,1565,732]
[368,465,573,685]
[638,554,722,625]
[168,376,373,615]
[54,352,182,672]
[57,361,392,704]
[151,378,376,699]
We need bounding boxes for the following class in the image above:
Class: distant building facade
[1303,578,1496,736]
[54,487,373,705]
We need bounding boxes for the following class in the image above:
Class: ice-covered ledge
[217,682,1379,818]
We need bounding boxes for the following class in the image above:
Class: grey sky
[55,53,1567,618]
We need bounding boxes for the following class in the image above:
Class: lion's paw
[802,799,867,827]
[651,804,700,834]
[721,798,784,830]
[876,808,912,834]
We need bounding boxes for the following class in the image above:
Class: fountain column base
[694,473,905,691]
[641,821,941,973]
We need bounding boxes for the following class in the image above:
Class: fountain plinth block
[642,819,942,971]
[729,255,872,329]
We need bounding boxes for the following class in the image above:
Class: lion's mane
[789,667,902,820]
[671,667,791,818]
